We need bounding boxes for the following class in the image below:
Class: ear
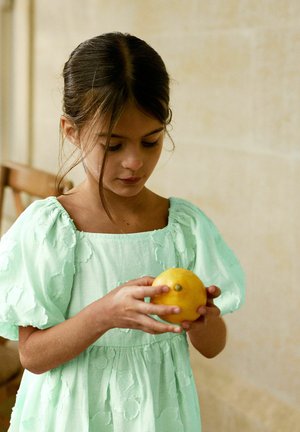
[60,115,79,146]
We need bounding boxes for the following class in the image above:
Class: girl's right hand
[98,276,182,335]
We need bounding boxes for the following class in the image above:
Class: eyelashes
[106,143,122,152]
[141,140,160,148]
[102,140,160,152]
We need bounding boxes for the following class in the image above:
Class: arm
[182,286,227,358]
[19,277,183,374]
[19,303,107,374]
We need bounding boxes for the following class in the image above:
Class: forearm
[19,278,181,374]
[188,315,227,358]
[19,300,109,374]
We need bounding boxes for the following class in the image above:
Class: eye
[102,143,122,152]
[142,140,159,148]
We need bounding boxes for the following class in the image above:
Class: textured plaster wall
[13,0,300,430]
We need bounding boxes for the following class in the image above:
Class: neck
[78,179,154,215]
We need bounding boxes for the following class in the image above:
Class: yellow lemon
[151,268,207,324]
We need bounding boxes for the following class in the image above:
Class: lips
[118,177,142,184]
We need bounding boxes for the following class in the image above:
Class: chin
[104,185,146,199]
[118,189,144,198]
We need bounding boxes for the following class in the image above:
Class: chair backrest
[0,161,73,233]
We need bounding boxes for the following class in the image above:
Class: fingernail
[173,307,181,313]
[173,326,182,333]
[162,286,169,292]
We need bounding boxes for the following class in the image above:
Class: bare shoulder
[56,192,81,222]
[146,192,170,224]
[56,189,107,232]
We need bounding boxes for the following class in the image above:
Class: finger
[199,297,221,315]
[133,284,170,299]
[206,285,221,298]
[182,313,207,330]
[123,276,155,287]
[140,302,181,317]
[196,305,207,315]
[136,276,155,286]
[181,321,192,330]
[140,315,182,334]
[181,316,205,330]
[206,304,221,317]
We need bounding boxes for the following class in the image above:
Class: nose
[121,150,143,172]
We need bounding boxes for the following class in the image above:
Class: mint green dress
[0,196,245,432]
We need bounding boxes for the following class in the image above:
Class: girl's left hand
[181,285,221,332]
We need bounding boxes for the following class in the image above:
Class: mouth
[118,176,142,185]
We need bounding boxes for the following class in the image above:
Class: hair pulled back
[59,32,172,215]
[63,32,171,129]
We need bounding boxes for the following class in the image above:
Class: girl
[0,32,245,431]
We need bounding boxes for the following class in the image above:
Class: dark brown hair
[58,32,172,216]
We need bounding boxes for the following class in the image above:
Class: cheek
[149,146,163,169]
[84,148,105,178]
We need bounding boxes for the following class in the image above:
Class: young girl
[0,32,245,431]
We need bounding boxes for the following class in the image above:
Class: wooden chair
[0,161,73,407]
[0,160,73,234]
[0,336,23,406]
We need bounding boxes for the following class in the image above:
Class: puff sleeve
[193,206,246,315]
[0,198,76,340]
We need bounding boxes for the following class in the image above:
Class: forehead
[95,102,163,139]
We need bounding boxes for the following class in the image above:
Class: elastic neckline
[48,196,175,239]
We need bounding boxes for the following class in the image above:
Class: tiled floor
[0,395,15,432]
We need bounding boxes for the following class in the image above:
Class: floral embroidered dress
[0,196,245,432]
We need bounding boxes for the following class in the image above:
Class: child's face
[81,102,165,198]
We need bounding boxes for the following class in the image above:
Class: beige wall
[2,0,300,430]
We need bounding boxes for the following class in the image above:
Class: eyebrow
[97,127,164,139]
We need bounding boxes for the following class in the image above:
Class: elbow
[19,326,50,374]
[19,351,47,375]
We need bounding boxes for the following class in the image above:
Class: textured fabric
[0,196,245,432]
